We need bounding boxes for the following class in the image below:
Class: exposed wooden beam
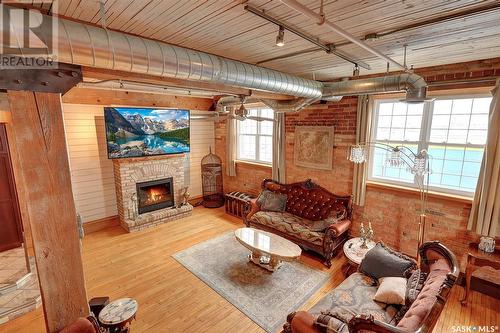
[63,87,214,110]
[82,67,294,100]
[0,93,10,114]
[7,91,89,333]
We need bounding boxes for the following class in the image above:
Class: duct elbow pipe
[216,96,262,112]
[260,98,319,113]
[322,73,429,102]
[216,96,318,114]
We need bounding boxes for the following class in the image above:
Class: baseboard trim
[188,195,203,205]
[83,215,120,234]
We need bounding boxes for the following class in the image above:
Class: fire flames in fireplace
[136,177,174,214]
[144,186,169,206]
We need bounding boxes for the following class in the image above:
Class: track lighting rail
[244,5,370,70]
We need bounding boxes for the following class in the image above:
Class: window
[369,96,492,195]
[237,108,274,164]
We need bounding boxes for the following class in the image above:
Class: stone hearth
[113,154,193,232]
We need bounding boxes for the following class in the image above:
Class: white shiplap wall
[63,104,118,223]
[188,115,215,197]
[62,104,214,223]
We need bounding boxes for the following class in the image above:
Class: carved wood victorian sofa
[244,179,352,267]
[283,241,459,333]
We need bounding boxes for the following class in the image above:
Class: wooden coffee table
[234,227,302,272]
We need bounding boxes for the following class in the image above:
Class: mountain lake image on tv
[105,107,190,159]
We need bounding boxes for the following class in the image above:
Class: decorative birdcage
[201,148,224,208]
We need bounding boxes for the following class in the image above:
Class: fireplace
[113,156,192,232]
[136,177,174,214]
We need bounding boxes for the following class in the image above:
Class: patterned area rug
[173,232,329,333]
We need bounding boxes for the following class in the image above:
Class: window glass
[236,108,274,164]
[370,96,491,195]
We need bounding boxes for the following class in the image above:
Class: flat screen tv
[104,107,190,159]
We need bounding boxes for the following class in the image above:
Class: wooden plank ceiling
[33,0,500,81]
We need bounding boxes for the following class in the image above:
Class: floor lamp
[348,143,431,261]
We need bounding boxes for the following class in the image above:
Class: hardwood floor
[1,207,498,332]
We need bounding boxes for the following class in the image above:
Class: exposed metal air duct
[322,74,431,103]
[0,5,322,99]
[1,6,431,107]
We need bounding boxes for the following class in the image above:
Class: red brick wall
[285,97,357,195]
[215,58,500,259]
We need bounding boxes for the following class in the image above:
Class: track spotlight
[353,64,360,77]
[276,26,285,47]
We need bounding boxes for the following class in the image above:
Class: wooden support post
[6,90,89,332]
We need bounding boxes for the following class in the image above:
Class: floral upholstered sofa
[244,179,352,267]
[283,241,459,333]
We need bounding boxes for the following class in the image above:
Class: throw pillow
[257,190,287,212]
[374,277,407,305]
[405,269,428,305]
[256,190,271,206]
[359,243,417,280]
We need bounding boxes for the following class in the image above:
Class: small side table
[99,298,138,333]
[461,242,500,305]
[343,237,376,276]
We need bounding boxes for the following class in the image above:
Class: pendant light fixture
[276,26,285,47]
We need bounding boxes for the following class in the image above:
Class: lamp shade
[412,150,430,176]
[348,145,367,164]
[385,148,404,168]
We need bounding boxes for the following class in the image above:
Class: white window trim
[236,108,273,165]
[368,94,490,197]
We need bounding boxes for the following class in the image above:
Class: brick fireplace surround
[113,154,192,232]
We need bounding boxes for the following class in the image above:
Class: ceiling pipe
[322,73,431,103]
[278,0,406,70]
[1,5,323,99]
[78,80,216,97]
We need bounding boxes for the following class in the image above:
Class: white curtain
[225,108,237,177]
[468,83,500,237]
[352,95,373,206]
[272,112,286,183]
